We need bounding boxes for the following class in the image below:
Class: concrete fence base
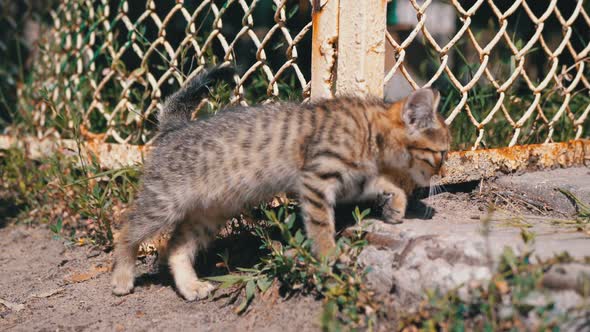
[1,135,588,184]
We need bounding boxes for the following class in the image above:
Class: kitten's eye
[415,153,436,168]
[410,147,447,169]
[422,158,436,168]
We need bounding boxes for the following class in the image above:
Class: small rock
[357,246,396,295]
[498,304,514,320]
[0,298,25,312]
[9,229,28,241]
[87,249,102,258]
[521,291,549,308]
[549,290,584,312]
[542,263,590,295]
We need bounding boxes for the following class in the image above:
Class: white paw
[177,280,216,301]
[112,273,134,296]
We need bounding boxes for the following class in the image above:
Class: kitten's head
[397,88,450,186]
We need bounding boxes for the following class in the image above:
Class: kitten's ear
[402,88,441,131]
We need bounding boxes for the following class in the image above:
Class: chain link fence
[22,0,312,144]
[384,0,590,149]
[17,0,590,150]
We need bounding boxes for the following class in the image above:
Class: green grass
[0,147,140,246]
[206,206,379,330]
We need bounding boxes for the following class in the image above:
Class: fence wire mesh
[19,0,590,150]
[385,0,589,149]
[23,0,312,144]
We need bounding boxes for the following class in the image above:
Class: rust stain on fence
[310,0,339,100]
[442,139,590,184]
[2,135,588,185]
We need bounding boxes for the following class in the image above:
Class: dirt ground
[1,168,589,331]
[0,225,322,332]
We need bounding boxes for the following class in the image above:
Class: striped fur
[112,68,451,300]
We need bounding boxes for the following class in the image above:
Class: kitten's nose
[439,165,447,177]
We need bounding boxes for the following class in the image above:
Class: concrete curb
[1,135,589,184]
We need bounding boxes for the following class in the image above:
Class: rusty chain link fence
[16,0,590,150]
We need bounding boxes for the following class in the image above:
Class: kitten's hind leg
[112,193,183,296]
[166,219,217,301]
[112,224,140,295]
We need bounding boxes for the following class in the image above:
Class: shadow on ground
[0,195,21,229]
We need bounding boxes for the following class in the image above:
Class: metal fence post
[335,0,387,98]
[310,0,387,100]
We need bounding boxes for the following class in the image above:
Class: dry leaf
[495,280,509,294]
[67,265,109,283]
[69,272,93,283]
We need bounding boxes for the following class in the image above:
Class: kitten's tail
[157,65,236,133]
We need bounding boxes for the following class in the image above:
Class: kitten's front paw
[112,270,134,296]
[381,203,404,225]
[177,280,216,301]
[377,194,404,224]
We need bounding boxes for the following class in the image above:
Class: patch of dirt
[0,225,322,331]
[412,179,563,220]
[1,171,586,331]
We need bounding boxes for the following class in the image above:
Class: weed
[474,196,590,237]
[48,216,63,237]
[206,205,379,329]
[558,189,590,219]
[0,146,139,246]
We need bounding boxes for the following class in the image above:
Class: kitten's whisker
[424,204,433,219]
[427,183,433,208]
[434,184,442,196]
[436,182,445,195]
[423,179,435,218]
[432,179,438,196]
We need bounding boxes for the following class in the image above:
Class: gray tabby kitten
[112,66,450,301]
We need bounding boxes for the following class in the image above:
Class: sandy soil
[1,168,589,331]
[0,225,322,332]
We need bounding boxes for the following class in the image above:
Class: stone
[354,168,590,311]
